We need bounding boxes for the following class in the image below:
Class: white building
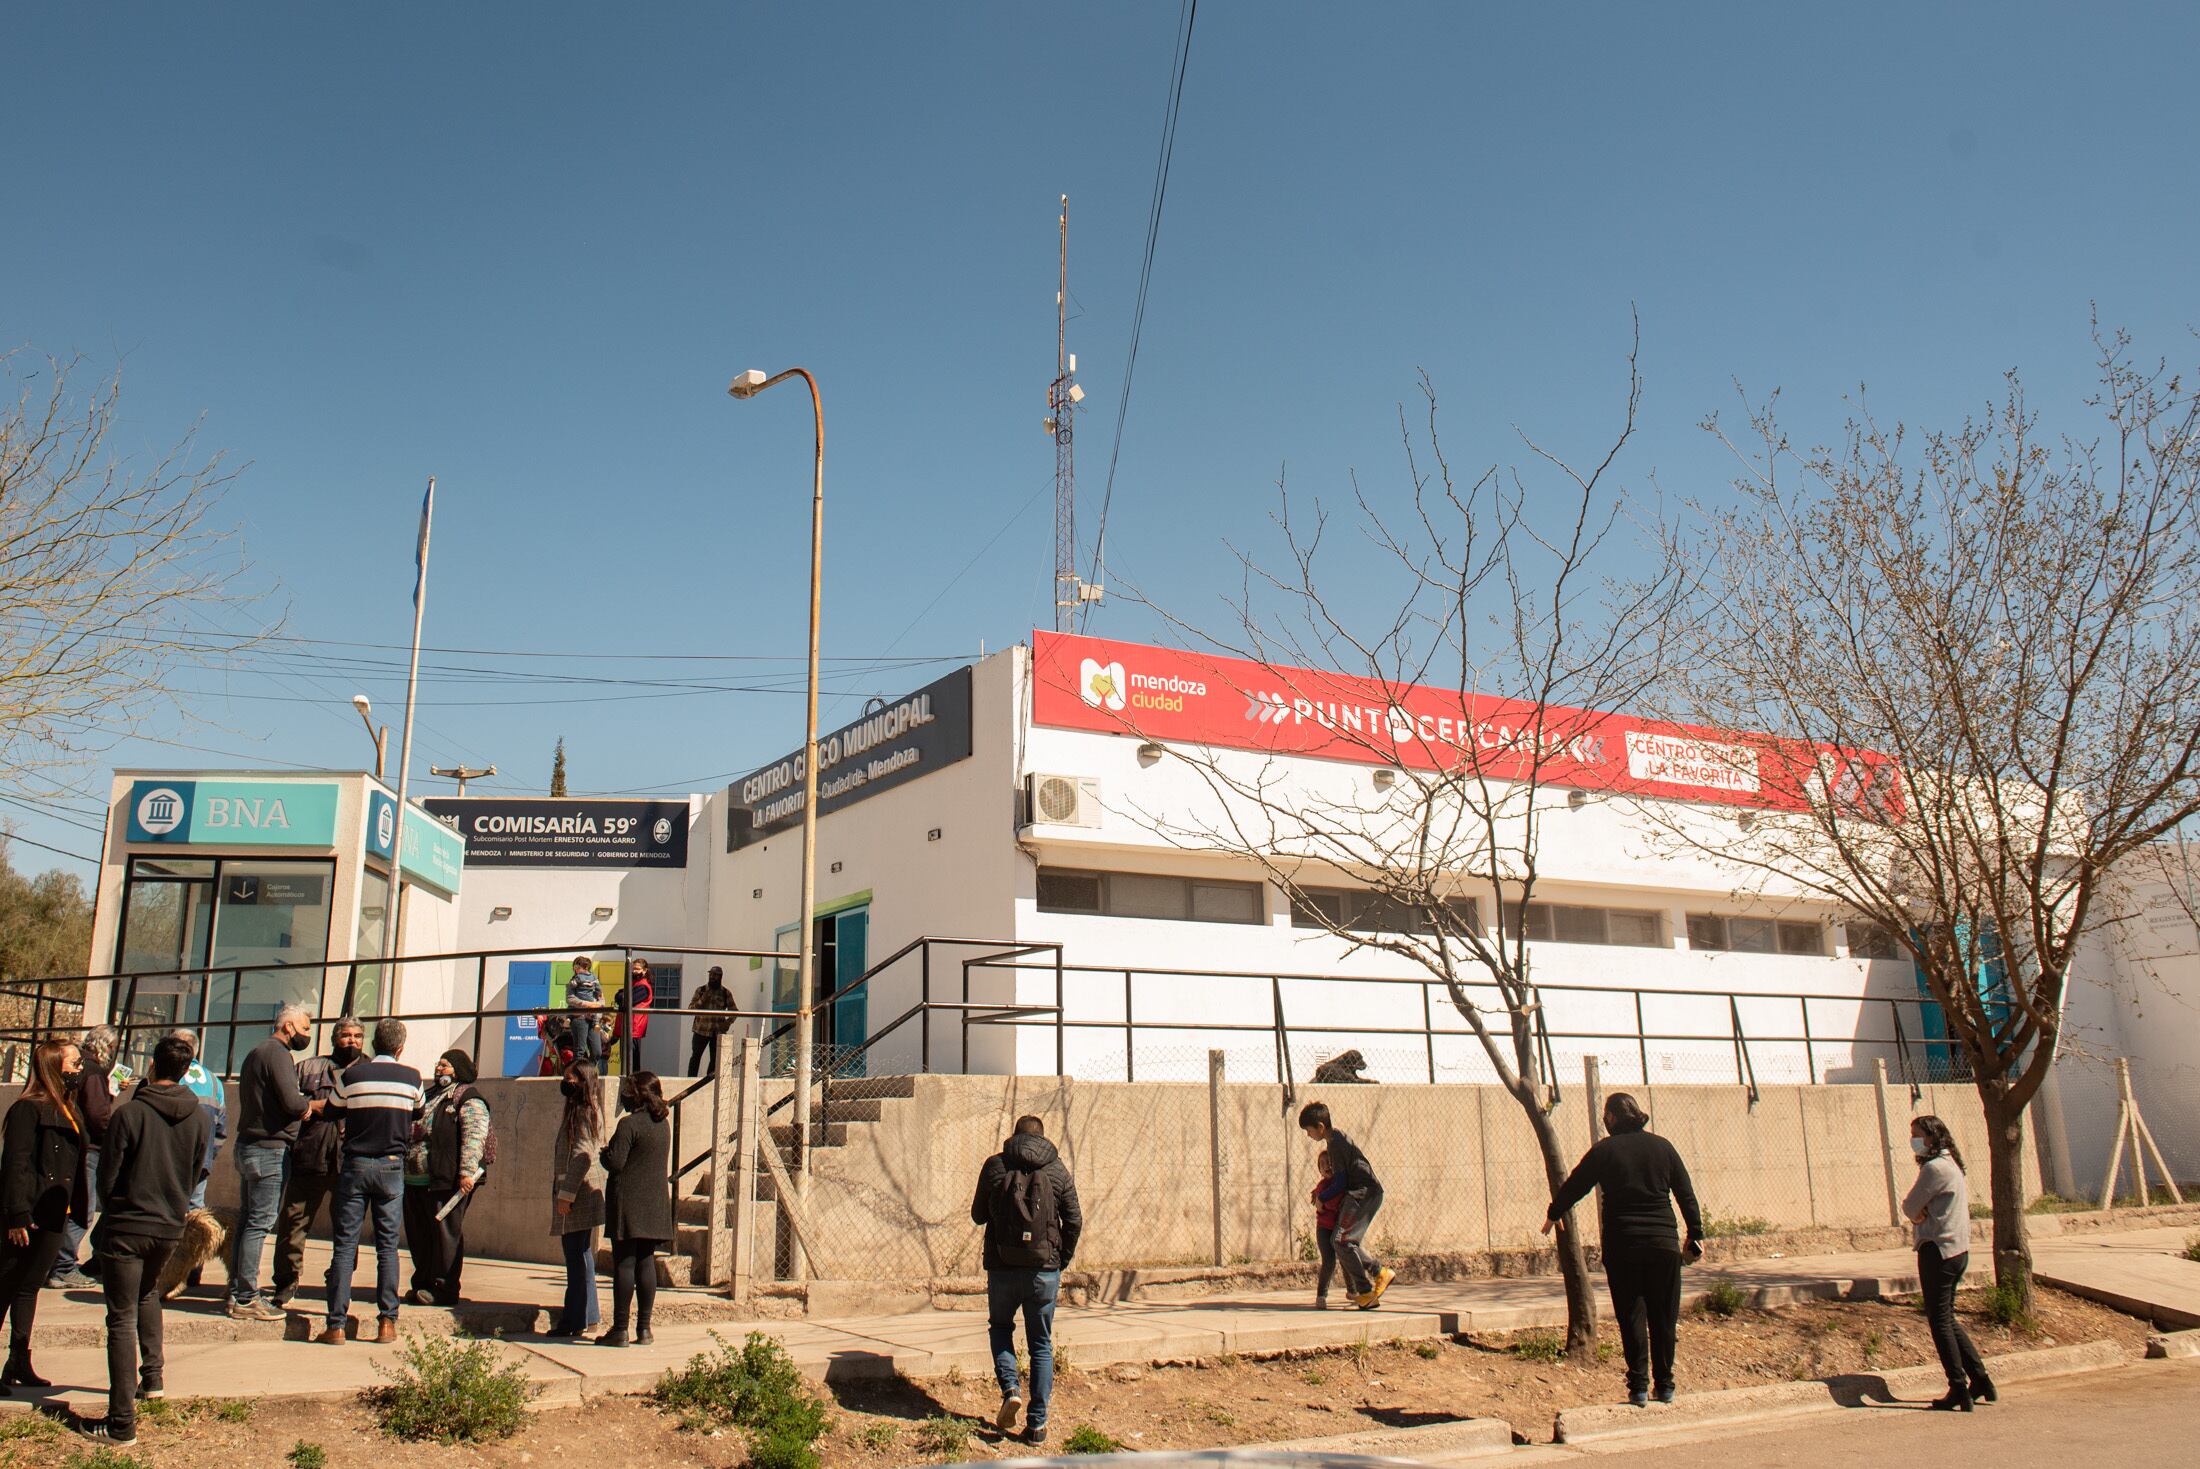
[78,633,2186,1169]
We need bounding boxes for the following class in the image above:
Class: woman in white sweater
[1902,1115,1996,1412]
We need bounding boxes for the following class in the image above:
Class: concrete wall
[784,1072,2039,1282]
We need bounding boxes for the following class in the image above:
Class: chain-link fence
[697,1037,2193,1285]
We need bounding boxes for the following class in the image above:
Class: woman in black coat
[1543,1092,1705,1409]
[1,1039,86,1390]
[597,1070,672,1347]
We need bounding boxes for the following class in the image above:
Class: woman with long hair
[597,1071,673,1347]
[1904,1114,1995,1411]
[546,1059,605,1338]
[0,1039,86,1389]
[1542,1092,1705,1408]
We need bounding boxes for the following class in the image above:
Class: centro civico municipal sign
[424,797,691,869]
[726,666,974,850]
[125,779,340,846]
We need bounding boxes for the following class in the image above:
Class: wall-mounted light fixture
[1372,768,1398,790]
[752,888,763,899]
[489,905,512,922]
[927,827,943,842]
[1567,789,1588,811]
[590,906,614,923]
[1736,810,1758,832]
[1136,741,1164,767]
[830,860,844,874]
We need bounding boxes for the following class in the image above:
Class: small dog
[157,1209,227,1300]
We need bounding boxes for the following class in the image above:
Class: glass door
[114,858,217,1071]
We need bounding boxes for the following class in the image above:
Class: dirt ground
[0,1286,2152,1467]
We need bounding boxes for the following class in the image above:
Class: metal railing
[953,957,1967,1097]
[0,941,794,1077]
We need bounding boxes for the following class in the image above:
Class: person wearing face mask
[404,1050,490,1307]
[545,1059,606,1338]
[271,1018,363,1308]
[228,1006,320,1321]
[1904,1114,1996,1412]
[0,1039,86,1391]
[46,1026,124,1291]
[597,1071,672,1346]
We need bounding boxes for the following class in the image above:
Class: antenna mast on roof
[1048,195,1093,630]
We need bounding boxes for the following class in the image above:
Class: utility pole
[1049,195,1087,631]
[430,764,496,797]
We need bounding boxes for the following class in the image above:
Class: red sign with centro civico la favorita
[1029,630,1900,818]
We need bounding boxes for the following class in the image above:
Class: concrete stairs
[626,1075,918,1287]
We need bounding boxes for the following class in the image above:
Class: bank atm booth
[87,770,466,1073]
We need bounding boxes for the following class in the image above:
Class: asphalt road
[1514,1357,2200,1468]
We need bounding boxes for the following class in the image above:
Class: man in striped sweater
[319,1018,423,1345]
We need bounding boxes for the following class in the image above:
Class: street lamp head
[728,369,770,399]
[351,694,372,716]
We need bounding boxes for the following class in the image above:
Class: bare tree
[0,351,263,784]
[1656,328,2200,1304]
[1117,331,1690,1357]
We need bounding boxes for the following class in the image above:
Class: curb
[2145,1327,2200,1359]
[1245,1418,1516,1461]
[1553,1339,2124,1444]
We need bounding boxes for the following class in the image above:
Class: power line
[4,616,957,665]
[1084,0,1199,631]
[0,829,98,867]
[819,481,1050,724]
[0,792,106,835]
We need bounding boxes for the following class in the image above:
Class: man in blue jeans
[229,1005,319,1320]
[320,1018,423,1345]
[970,1115,1082,1448]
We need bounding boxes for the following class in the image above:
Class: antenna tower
[1048,195,1088,630]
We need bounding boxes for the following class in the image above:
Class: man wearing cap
[688,966,736,1075]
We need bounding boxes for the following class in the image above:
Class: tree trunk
[1979,1092,2033,1309]
[1522,1093,1599,1358]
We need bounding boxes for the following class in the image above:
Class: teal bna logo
[135,785,188,836]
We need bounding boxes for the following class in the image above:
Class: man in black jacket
[970,1116,1082,1448]
[228,1006,318,1320]
[82,1036,211,1445]
[272,1017,364,1307]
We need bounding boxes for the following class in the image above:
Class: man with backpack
[970,1115,1082,1448]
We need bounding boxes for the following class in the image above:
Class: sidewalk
[7,1239,1938,1419]
[2030,1225,2200,1330]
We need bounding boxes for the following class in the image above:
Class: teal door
[830,908,868,1077]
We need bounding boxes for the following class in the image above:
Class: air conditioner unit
[1025,772,1103,829]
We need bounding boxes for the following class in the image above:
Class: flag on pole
[413,479,435,607]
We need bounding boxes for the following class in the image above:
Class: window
[1688,913,1825,956]
[1289,887,1480,936]
[1503,902,1663,947]
[1035,868,1265,925]
[1846,920,1904,960]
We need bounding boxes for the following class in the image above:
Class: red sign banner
[1030,631,1900,817]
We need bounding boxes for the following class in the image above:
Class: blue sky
[6,2,2198,876]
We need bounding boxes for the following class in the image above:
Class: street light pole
[351,695,388,779]
[727,366,823,1283]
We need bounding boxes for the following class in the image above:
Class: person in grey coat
[1903,1114,1995,1412]
[546,1060,605,1338]
[598,1071,672,1347]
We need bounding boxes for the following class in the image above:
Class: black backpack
[993,1158,1061,1269]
